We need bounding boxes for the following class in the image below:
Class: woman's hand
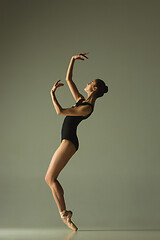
[50,80,64,95]
[72,52,89,60]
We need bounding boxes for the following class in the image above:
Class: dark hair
[94,79,108,98]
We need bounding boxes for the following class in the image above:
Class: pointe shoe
[60,209,78,231]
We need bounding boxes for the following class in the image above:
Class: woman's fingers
[72,52,89,60]
[80,53,89,59]
[55,80,61,85]
[79,55,87,60]
[56,84,64,88]
[81,52,89,55]
[56,82,64,87]
[51,80,64,93]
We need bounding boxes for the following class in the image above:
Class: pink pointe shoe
[60,209,78,231]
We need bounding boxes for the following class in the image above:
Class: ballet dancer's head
[84,79,108,99]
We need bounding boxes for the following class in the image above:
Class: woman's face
[84,80,96,93]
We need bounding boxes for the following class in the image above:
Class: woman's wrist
[71,56,75,61]
[51,91,55,97]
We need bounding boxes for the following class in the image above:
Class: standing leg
[45,139,76,212]
[45,140,78,230]
[49,179,66,212]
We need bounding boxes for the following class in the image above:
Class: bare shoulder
[76,94,85,103]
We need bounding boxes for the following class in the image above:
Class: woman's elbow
[57,107,64,115]
[57,108,63,115]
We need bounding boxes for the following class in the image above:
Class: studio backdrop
[1,0,160,229]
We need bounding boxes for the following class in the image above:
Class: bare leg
[45,140,78,230]
[49,178,78,231]
[45,139,76,212]
[49,179,66,212]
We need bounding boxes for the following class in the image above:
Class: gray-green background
[1,0,160,229]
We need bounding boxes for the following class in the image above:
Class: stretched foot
[60,210,78,231]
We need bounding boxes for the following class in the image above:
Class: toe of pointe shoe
[74,226,78,231]
[70,222,78,231]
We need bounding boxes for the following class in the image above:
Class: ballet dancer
[45,52,108,231]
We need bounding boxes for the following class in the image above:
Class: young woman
[45,52,108,231]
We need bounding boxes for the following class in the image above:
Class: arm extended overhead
[65,53,89,102]
[65,57,84,102]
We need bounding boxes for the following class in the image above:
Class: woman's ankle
[59,209,67,217]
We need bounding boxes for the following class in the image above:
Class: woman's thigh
[45,140,77,183]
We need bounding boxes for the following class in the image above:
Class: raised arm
[50,80,92,116]
[66,53,89,102]
[66,56,75,80]
[51,91,92,116]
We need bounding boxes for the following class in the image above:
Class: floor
[0,228,160,240]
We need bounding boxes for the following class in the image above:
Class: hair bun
[103,85,108,93]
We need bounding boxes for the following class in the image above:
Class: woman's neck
[85,92,96,105]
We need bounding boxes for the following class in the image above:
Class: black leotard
[61,98,94,151]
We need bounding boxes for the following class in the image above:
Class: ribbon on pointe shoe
[60,210,71,226]
[60,210,67,218]
[60,210,70,221]
[60,210,72,220]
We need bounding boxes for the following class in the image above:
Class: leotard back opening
[61,98,94,151]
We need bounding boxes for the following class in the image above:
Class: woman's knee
[45,174,57,186]
[45,141,76,186]
[45,177,64,195]
[45,174,51,186]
